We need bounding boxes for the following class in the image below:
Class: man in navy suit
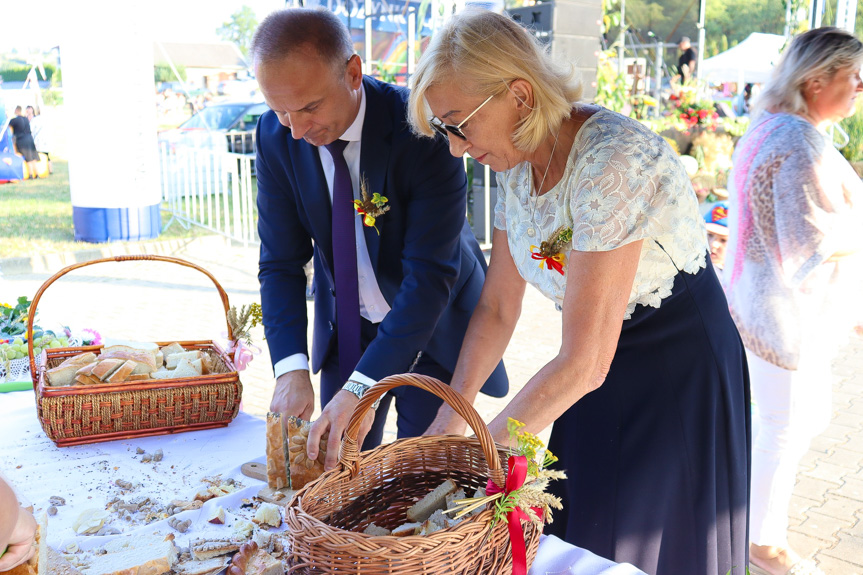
[252,9,507,470]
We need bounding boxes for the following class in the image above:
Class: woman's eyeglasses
[429,94,495,141]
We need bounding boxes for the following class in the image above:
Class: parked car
[159,101,269,156]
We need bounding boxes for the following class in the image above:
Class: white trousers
[747,349,833,547]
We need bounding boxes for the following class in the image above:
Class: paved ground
[1,236,862,573]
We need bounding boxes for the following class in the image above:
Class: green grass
[0,160,211,259]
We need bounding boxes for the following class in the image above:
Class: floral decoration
[530,226,573,275]
[353,175,390,234]
[446,418,566,575]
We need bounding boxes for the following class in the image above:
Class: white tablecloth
[0,391,644,574]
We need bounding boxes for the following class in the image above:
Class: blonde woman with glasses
[725,27,863,575]
[408,9,750,575]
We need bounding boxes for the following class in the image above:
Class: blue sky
[0,0,287,52]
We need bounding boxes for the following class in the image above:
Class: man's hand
[270,370,315,421]
[0,507,37,571]
[307,390,375,471]
[423,404,468,437]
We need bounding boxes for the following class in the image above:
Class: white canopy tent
[700,33,787,85]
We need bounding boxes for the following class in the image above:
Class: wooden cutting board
[240,461,267,482]
[241,461,295,506]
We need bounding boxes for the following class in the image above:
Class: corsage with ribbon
[445,418,566,575]
[530,226,572,276]
[225,303,263,371]
[353,175,390,234]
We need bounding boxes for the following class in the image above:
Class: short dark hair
[251,8,354,70]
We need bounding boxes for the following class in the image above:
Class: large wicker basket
[27,255,243,447]
[284,373,541,574]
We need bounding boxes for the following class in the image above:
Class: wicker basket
[27,255,243,447]
[284,373,541,574]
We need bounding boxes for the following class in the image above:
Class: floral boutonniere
[353,175,390,235]
[530,226,572,275]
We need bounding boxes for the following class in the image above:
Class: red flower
[698,109,708,119]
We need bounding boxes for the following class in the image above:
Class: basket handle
[26,254,234,385]
[340,373,505,488]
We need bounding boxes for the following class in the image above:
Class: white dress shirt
[274,85,389,386]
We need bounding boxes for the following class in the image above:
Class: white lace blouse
[494,108,708,319]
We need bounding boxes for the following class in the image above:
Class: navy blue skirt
[545,261,750,575]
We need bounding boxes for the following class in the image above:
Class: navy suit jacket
[256,76,507,397]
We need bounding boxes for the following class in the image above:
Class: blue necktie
[325,139,361,381]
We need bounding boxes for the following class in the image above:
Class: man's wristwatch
[342,380,382,410]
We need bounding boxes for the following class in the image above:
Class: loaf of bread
[57,352,97,368]
[81,534,177,575]
[265,413,289,490]
[47,353,96,387]
[286,416,328,490]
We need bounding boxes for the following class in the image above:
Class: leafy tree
[154,63,186,83]
[217,5,258,60]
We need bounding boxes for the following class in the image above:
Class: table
[0,390,644,574]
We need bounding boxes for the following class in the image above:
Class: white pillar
[60,1,161,242]
[407,11,416,80]
[696,0,706,79]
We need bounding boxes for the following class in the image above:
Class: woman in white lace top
[407,10,749,575]
[725,28,863,575]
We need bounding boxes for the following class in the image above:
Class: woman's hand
[423,404,468,437]
[0,506,37,571]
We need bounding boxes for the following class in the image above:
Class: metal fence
[158,143,494,250]
[158,142,258,246]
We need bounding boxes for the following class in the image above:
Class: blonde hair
[753,27,863,119]
[407,9,582,152]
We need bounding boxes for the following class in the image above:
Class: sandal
[749,559,825,575]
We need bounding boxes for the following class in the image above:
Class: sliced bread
[58,352,97,368]
[91,359,125,381]
[165,351,202,369]
[47,364,82,387]
[406,479,458,523]
[98,350,157,374]
[105,360,137,383]
[266,412,289,490]
[391,522,422,537]
[172,358,201,379]
[362,523,392,536]
[160,342,185,358]
[75,362,98,376]
[82,535,177,575]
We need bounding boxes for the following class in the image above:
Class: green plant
[42,88,63,107]
[595,50,628,113]
[839,106,863,163]
[0,63,56,82]
[721,117,751,138]
[154,63,187,83]
[0,297,32,339]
